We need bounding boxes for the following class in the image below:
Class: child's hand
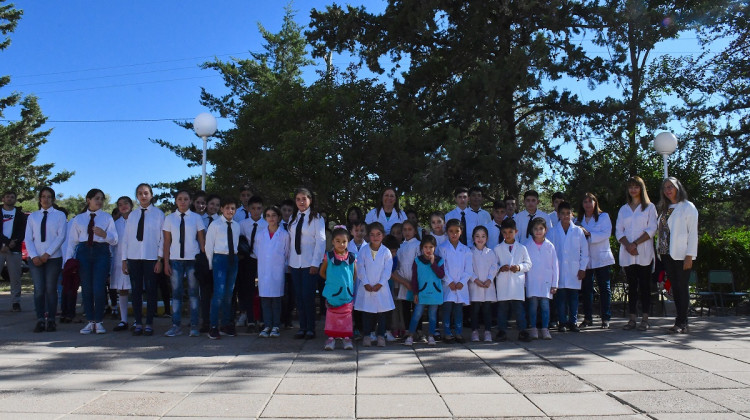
[499,264,510,272]
[510,265,520,273]
[577,270,586,280]
[484,280,492,288]
[456,282,464,290]
[550,287,557,294]
[373,284,383,292]
[473,279,483,287]
[364,284,373,292]
[413,295,419,304]
[427,254,435,264]
[448,282,457,291]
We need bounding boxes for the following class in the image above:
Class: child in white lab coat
[438,219,472,343]
[469,226,497,342]
[524,217,559,340]
[354,222,394,347]
[255,206,290,338]
[494,218,532,342]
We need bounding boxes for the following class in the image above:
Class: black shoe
[46,320,56,332]
[567,323,580,333]
[305,331,316,340]
[132,325,143,336]
[34,320,46,333]
[113,321,128,332]
[12,303,21,312]
[454,334,465,344]
[601,320,610,329]
[580,319,593,328]
[294,330,306,339]
[199,324,210,333]
[443,335,455,344]
[208,327,221,339]
[143,326,154,336]
[557,324,567,333]
[220,325,236,337]
[495,330,507,342]
[518,330,531,342]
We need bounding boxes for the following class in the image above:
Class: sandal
[637,320,649,331]
[132,325,143,336]
[623,320,637,330]
[144,326,154,336]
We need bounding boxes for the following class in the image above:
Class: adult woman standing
[616,177,658,331]
[657,177,698,333]
[364,188,407,234]
[578,192,616,329]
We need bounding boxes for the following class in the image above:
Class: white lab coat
[524,238,559,299]
[347,239,367,255]
[437,240,472,304]
[493,241,531,301]
[395,238,420,300]
[255,227,290,297]
[661,200,699,261]
[110,217,130,290]
[469,247,498,302]
[354,244,395,313]
[616,202,658,267]
[579,212,615,269]
[364,208,407,234]
[549,223,589,290]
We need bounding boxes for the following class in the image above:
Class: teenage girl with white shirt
[110,196,133,332]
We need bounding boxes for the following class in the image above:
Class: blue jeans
[261,297,282,328]
[408,303,438,336]
[128,259,158,326]
[497,300,527,330]
[442,301,463,336]
[291,267,317,333]
[210,254,238,327]
[30,257,62,321]
[582,266,612,321]
[363,311,387,336]
[528,297,550,329]
[170,260,199,327]
[556,288,579,326]
[76,243,110,322]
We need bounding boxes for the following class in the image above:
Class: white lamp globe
[653,132,678,156]
[193,113,217,137]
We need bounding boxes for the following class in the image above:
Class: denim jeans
[128,259,158,326]
[76,243,110,322]
[409,303,438,336]
[582,266,612,321]
[261,296,282,328]
[497,300,526,330]
[363,311,387,337]
[210,254,238,327]
[169,260,199,327]
[555,288,579,326]
[527,297,550,329]
[442,301,464,336]
[471,301,492,330]
[30,257,62,321]
[291,267,317,333]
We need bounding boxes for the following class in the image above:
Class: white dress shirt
[616,202,658,267]
[65,209,118,261]
[163,210,205,261]
[205,215,240,270]
[515,209,553,242]
[25,207,67,259]
[287,209,326,269]
[364,207,407,234]
[445,206,487,245]
[120,204,164,261]
[240,216,268,259]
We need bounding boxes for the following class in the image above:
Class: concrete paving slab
[214,362,292,377]
[356,394,450,418]
[650,413,747,420]
[715,370,750,386]
[422,361,497,377]
[617,359,703,375]
[0,389,103,413]
[114,374,207,392]
[611,390,730,413]
[261,394,354,418]
[0,414,59,420]
[285,360,357,376]
[72,391,186,416]
[38,372,136,391]
[431,376,516,394]
[442,393,546,417]
[0,371,66,390]
[578,373,675,391]
[276,376,356,394]
[357,362,426,377]
[554,360,639,375]
[551,415,648,420]
[527,392,634,416]
[59,415,159,420]
[649,372,746,389]
[504,374,596,393]
[356,377,436,394]
[166,392,269,417]
[193,376,281,394]
[689,389,750,412]
[490,361,572,376]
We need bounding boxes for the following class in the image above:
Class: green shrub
[694,227,750,292]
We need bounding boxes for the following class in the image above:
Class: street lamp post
[653,131,678,179]
[193,113,218,191]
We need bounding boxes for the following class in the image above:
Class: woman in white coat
[364,187,407,234]
[657,177,698,333]
[578,192,616,329]
[616,176,658,331]
[255,206,290,338]
[354,222,395,346]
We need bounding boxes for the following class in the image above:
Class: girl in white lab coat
[354,222,394,347]
[494,218,532,342]
[469,226,498,342]
[110,196,133,331]
[255,206,290,338]
[616,176,658,331]
[549,202,588,333]
[578,192,616,329]
[393,220,420,337]
[524,217,559,340]
[438,219,472,343]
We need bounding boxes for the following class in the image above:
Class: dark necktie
[87,213,96,246]
[207,216,214,226]
[227,221,235,259]
[496,224,501,246]
[295,213,305,255]
[243,209,249,219]
[179,213,186,258]
[460,211,467,245]
[136,208,146,241]
[41,210,48,242]
[249,222,258,255]
[526,214,535,238]
[509,245,513,253]
[282,221,288,231]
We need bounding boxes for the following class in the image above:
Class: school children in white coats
[255,206,290,338]
[110,197,133,332]
[404,235,444,346]
[437,219,472,343]
[354,222,395,347]
[468,226,498,342]
[493,218,532,342]
[391,220,421,338]
[524,218,559,340]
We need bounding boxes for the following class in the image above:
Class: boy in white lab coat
[493,218,532,342]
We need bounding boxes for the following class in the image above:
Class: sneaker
[527,328,538,340]
[404,336,414,346]
[427,336,436,346]
[484,331,492,342]
[113,321,128,332]
[362,336,372,347]
[324,337,335,351]
[558,324,567,333]
[208,327,221,339]
[143,326,153,336]
[305,331,316,340]
[343,337,353,350]
[353,329,362,341]
[377,336,386,347]
[34,320,46,333]
[541,328,552,340]
[568,323,581,333]
[132,325,143,336]
[294,330,306,339]
[80,321,95,335]
[270,327,280,338]
[580,319,593,328]
[220,325,236,337]
[518,329,531,342]
[385,330,397,342]
[95,322,106,334]
[637,320,650,331]
[236,313,248,327]
[369,332,377,342]
[601,320,610,329]
[623,320,637,330]
[443,335,454,344]
[46,320,57,332]
[164,325,182,337]
[454,334,465,344]
[259,327,271,338]
[189,329,200,337]
[495,330,508,342]
[471,330,480,342]
[12,303,21,312]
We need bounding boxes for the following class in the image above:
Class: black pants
[662,254,691,326]
[281,272,294,327]
[233,257,257,322]
[625,264,652,315]
[471,301,492,330]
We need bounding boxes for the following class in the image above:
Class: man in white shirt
[515,190,552,242]
[445,187,485,247]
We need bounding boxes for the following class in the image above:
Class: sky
[2,1,715,203]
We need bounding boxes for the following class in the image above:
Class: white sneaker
[471,330,480,342]
[343,337,353,350]
[427,336,436,346]
[324,337,335,351]
[385,330,397,342]
[369,332,377,342]
[377,336,386,347]
[164,325,182,337]
[80,321,95,335]
[528,328,538,339]
[541,328,552,340]
[404,336,414,346]
[484,331,493,342]
[259,327,271,338]
[95,322,106,334]
[362,336,372,347]
[270,327,280,338]
[236,313,248,327]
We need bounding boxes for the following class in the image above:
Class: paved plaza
[1,293,749,419]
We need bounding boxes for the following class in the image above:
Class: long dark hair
[375,187,401,218]
[37,186,55,210]
[626,176,651,211]
[292,187,319,225]
[578,192,603,223]
[657,177,689,215]
[81,188,105,213]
